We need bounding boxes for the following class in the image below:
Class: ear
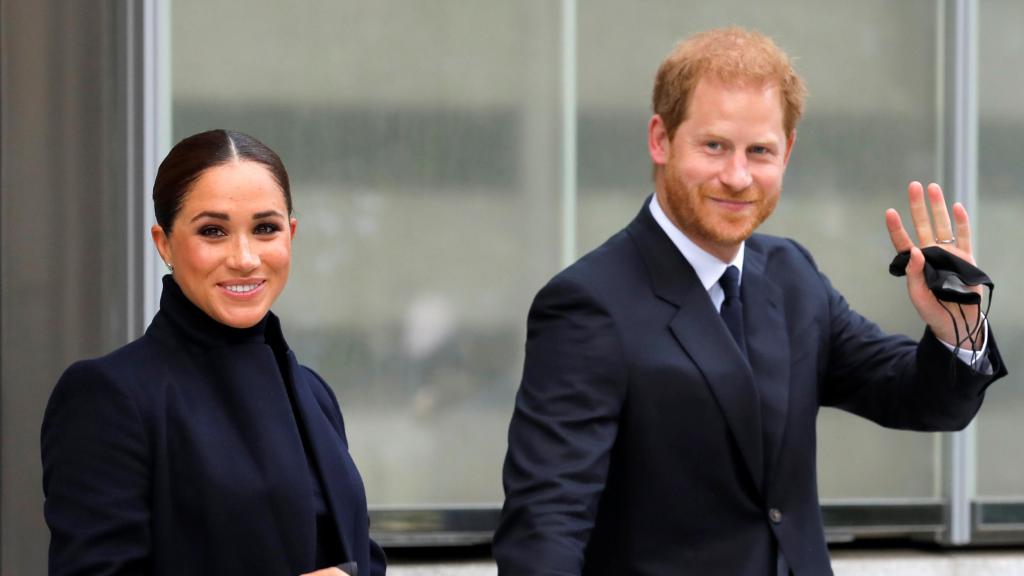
[151,224,173,267]
[289,217,297,240]
[648,114,670,167]
[782,129,797,167]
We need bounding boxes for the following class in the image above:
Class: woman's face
[151,160,297,329]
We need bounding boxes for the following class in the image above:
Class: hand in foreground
[885,181,983,349]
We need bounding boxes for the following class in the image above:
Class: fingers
[927,183,955,242]
[893,181,975,262]
[885,208,914,252]
[907,181,935,247]
[905,246,929,298]
[901,180,966,246]
[952,202,973,258]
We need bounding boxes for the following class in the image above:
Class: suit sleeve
[41,361,152,576]
[493,275,628,576]
[814,261,1006,431]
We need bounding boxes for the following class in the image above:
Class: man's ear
[782,129,797,167]
[648,114,670,167]
[151,224,172,267]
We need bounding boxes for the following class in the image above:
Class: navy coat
[494,200,1006,575]
[42,277,385,575]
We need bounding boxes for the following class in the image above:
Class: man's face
[649,76,794,262]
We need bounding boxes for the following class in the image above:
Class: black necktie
[719,265,747,357]
[723,266,787,573]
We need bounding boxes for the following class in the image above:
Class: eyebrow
[189,210,285,223]
[190,211,229,223]
[698,132,780,146]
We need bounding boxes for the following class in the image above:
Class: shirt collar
[648,195,744,290]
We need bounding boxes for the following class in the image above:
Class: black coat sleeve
[41,360,152,576]
[493,275,628,576]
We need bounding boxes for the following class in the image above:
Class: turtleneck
[153,274,282,350]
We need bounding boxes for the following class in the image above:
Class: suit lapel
[283,351,357,564]
[742,246,791,481]
[668,296,765,493]
[627,201,765,494]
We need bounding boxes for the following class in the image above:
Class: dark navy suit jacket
[42,277,385,576]
[494,201,1005,575]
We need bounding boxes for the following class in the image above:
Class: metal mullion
[942,0,979,547]
[142,0,171,324]
[125,0,145,340]
[560,0,577,267]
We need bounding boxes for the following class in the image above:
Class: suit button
[769,508,783,524]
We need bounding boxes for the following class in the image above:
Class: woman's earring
[165,261,174,272]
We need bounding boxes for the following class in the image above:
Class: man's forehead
[681,77,786,131]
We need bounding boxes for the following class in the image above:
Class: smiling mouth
[711,198,755,209]
[219,280,265,295]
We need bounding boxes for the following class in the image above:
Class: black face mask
[888,246,993,305]
[889,246,993,356]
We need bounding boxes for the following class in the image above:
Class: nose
[228,235,260,272]
[719,151,753,192]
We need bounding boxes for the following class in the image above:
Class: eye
[705,141,723,152]
[254,222,281,235]
[199,225,226,238]
[749,145,772,156]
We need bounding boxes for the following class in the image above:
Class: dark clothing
[42,276,385,576]
[494,200,1006,575]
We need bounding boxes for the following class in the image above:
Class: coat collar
[741,242,791,481]
[282,352,357,564]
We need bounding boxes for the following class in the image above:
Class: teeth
[224,283,260,294]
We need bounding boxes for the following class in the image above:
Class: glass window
[171,0,968,509]
[975,0,1024,499]
[171,0,563,505]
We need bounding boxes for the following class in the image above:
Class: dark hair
[152,129,292,232]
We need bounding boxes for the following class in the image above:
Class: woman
[42,129,385,576]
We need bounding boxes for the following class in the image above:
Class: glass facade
[3,2,1021,571]
[171,0,564,505]
[169,0,955,510]
[976,0,1024,500]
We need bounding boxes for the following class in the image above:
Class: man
[493,28,1006,575]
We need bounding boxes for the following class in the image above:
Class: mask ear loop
[971,285,993,362]
[956,304,977,364]
[947,285,993,370]
[942,303,963,375]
